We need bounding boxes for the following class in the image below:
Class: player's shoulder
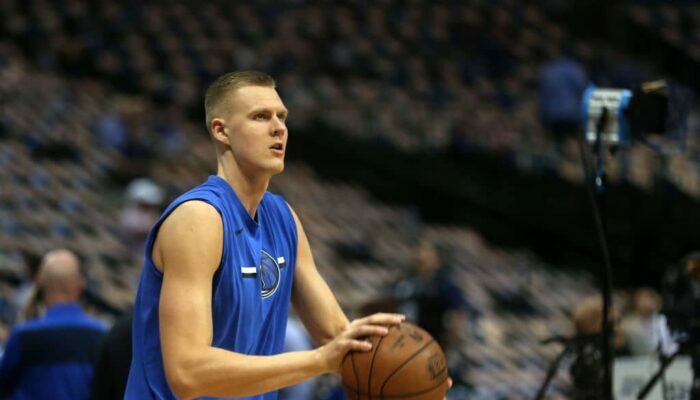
[161,200,221,231]
[153,200,223,272]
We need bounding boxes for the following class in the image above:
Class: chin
[268,161,285,175]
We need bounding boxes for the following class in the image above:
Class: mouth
[270,143,285,155]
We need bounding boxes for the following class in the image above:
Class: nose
[271,115,287,137]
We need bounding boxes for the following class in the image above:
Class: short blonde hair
[204,71,276,133]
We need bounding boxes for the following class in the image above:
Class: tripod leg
[534,345,571,400]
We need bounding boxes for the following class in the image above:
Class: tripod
[579,107,616,400]
[636,350,681,400]
[534,335,604,400]
[534,341,573,400]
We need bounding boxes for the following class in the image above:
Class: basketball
[342,322,449,400]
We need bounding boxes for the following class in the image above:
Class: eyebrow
[248,107,288,115]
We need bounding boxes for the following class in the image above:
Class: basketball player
[124,71,412,399]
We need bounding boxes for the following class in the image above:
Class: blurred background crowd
[0,0,699,399]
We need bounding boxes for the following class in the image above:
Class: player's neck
[217,163,269,219]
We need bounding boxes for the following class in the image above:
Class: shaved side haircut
[204,71,276,133]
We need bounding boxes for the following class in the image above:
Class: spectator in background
[119,178,164,255]
[621,287,665,355]
[538,47,588,142]
[568,296,629,400]
[393,241,470,392]
[94,99,129,152]
[90,312,133,400]
[0,249,106,400]
[12,251,42,323]
[394,242,467,346]
[95,97,155,183]
[662,251,700,400]
[151,105,186,157]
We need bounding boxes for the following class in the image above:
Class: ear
[210,118,231,145]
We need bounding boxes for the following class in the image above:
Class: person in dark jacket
[0,249,106,400]
[90,312,133,400]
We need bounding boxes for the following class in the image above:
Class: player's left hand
[315,313,405,373]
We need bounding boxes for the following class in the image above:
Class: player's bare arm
[287,205,405,372]
[155,200,391,399]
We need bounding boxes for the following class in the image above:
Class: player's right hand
[315,313,405,373]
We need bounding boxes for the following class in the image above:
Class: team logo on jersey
[260,250,285,298]
[240,251,287,298]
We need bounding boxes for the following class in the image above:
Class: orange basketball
[341,322,449,400]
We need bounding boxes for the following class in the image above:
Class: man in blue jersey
[0,249,106,400]
[125,71,438,399]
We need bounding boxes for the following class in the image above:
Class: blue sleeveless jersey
[125,175,298,400]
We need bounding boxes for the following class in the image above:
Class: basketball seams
[379,339,438,398]
[351,352,360,400]
[367,334,387,400]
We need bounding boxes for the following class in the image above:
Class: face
[416,246,440,276]
[214,85,289,177]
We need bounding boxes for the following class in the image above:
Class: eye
[277,113,288,122]
[254,113,270,121]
